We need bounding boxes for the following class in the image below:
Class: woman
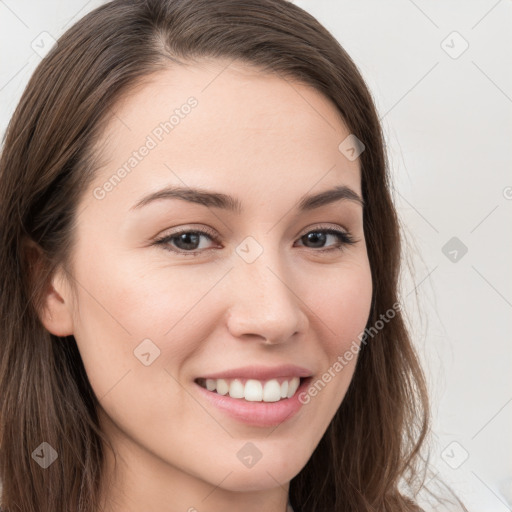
[0,1,467,511]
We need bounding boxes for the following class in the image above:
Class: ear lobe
[23,237,75,337]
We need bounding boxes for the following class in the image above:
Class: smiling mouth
[195,376,306,402]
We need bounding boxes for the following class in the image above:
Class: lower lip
[194,377,312,427]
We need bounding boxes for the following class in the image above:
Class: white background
[1,1,511,510]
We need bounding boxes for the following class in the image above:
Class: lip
[196,364,313,381]
[194,376,313,427]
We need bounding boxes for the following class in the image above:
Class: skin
[39,58,373,512]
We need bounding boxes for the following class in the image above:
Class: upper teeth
[202,377,301,402]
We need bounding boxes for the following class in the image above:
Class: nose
[226,248,307,345]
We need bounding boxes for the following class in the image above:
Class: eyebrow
[129,184,364,213]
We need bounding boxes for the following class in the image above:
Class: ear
[23,237,75,337]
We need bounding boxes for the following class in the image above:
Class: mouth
[194,376,308,402]
[193,370,314,427]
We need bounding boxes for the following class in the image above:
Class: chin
[214,469,295,493]
[202,448,310,492]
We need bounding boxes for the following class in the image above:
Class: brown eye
[296,228,356,251]
[154,228,219,256]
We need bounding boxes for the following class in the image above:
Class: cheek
[312,259,373,354]
[71,244,208,340]
[69,260,200,443]
[69,249,222,398]
[297,259,372,419]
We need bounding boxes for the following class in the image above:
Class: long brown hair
[0,1,467,511]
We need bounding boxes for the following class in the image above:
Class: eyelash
[153,225,357,257]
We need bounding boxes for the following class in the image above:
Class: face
[43,59,372,509]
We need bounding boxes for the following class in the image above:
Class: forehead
[105,58,348,131]
[84,59,361,216]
